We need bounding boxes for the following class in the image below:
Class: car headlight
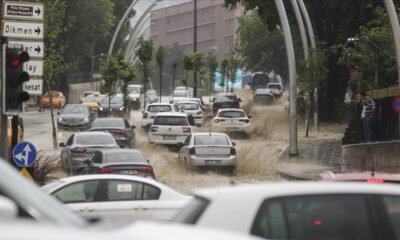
[132,98,137,101]
[99,106,103,111]
[58,118,63,123]
[119,106,125,111]
[83,117,89,123]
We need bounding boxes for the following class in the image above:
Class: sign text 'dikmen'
[2,21,43,39]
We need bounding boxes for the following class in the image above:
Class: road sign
[3,2,44,21]
[392,96,400,114]
[12,141,37,167]
[23,60,43,76]
[8,40,44,58]
[23,79,43,95]
[2,21,43,39]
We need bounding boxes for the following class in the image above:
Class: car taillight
[143,112,148,119]
[71,147,86,153]
[367,178,384,183]
[189,148,196,155]
[239,119,250,123]
[150,126,158,132]
[196,111,202,115]
[230,147,236,155]
[182,127,191,133]
[139,167,154,173]
[113,130,128,135]
[100,168,118,173]
[214,118,225,123]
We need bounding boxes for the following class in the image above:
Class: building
[150,0,243,61]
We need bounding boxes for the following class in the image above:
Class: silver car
[178,132,236,169]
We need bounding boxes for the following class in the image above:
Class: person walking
[360,92,376,142]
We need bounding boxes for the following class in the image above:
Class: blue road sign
[12,141,37,167]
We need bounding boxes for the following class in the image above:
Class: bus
[250,72,270,93]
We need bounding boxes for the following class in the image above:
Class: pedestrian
[360,92,376,142]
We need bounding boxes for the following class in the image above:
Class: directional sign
[8,40,44,58]
[2,21,43,39]
[12,141,37,168]
[3,2,44,21]
[24,60,43,77]
[23,79,43,95]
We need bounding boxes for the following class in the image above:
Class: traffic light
[4,48,30,114]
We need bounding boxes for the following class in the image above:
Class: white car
[42,174,192,222]
[266,82,283,97]
[127,84,143,109]
[175,182,400,239]
[211,108,251,135]
[141,103,175,128]
[175,101,204,126]
[178,132,236,169]
[170,90,190,103]
[148,112,197,146]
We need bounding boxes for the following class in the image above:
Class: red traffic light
[9,51,29,68]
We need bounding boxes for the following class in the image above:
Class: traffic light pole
[1,38,8,160]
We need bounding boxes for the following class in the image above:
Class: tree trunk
[46,80,58,149]
[159,65,163,103]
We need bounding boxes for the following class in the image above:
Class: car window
[63,106,89,114]
[92,152,103,164]
[66,135,74,146]
[177,103,199,111]
[174,91,187,97]
[194,135,229,145]
[154,116,188,126]
[143,184,161,200]
[106,180,143,201]
[218,111,245,118]
[147,105,172,112]
[76,134,115,145]
[53,181,100,203]
[128,86,140,94]
[183,135,192,145]
[124,119,131,128]
[104,152,146,163]
[101,96,123,104]
[251,194,373,240]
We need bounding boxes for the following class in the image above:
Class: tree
[219,59,229,92]
[228,56,241,92]
[183,54,193,89]
[206,54,219,96]
[191,52,204,95]
[135,36,154,108]
[155,46,165,102]
[115,49,135,112]
[101,54,120,115]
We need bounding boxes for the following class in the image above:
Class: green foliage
[191,52,204,72]
[183,54,193,88]
[116,49,136,107]
[228,56,241,92]
[135,37,155,106]
[206,54,219,95]
[155,46,165,100]
[219,59,229,90]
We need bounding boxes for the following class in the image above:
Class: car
[253,88,274,105]
[211,108,251,136]
[80,94,105,112]
[57,104,94,130]
[212,93,241,115]
[181,97,209,112]
[98,95,130,118]
[146,89,159,104]
[0,117,23,155]
[148,112,197,146]
[141,103,175,129]
[59,132,120,174]
[178,132,236,169]
[80,91,100,103]
[170,90,190,103]
[43,174,192,222]
[318,170,400,183]
[127,84,143,109]
[90,117,136,148]
[175,101,204,126]
[40,91,66,110]
[174,182,400,239]
[174,86,187,91]
[83,149,155,179]
[266,82,283,97]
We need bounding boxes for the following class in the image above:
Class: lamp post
[91,53,105,91]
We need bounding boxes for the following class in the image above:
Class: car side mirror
[83,159,91,165]
[0,196,18,219]
[232,142,236,146]
[59,142,66,147]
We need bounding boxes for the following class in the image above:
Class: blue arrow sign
[12,141,37,167]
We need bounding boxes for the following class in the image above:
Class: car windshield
[154,116,188,126]
[268,84,282,90]
[177,103,199,111]
[101,96,123,104]
[147,90,156,95]
[147,105,172,112]
[41,180,65,192]
[76,135,115,145]
[194,135,230,145]
[104,152,146,163]
[92,119,123,128]
[128,86,140,94]
[174,91,187,97]
[214,96,236,102]
[63,106,89,114]
[84,95,102,102]
[218,111,245,118]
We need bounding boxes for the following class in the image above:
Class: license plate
[120,170,138,175]
[163,135,176,140]
[205,160,222,165]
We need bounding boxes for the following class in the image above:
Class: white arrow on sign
[8,40,44,58]
[3,2,44,21]
[23,60,43,77]
[14,144,32,167]
[23,79,43,95]
[2,21,43,39]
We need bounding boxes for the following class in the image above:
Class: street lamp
[91,53,105,91]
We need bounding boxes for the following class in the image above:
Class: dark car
[83,149,155,179]
[212,94,241,115]
[253,88,274,105]
[90,117,136,148]
[57,104,94,129]
[99,95,130,118]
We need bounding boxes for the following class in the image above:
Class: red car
[318,170,400,184]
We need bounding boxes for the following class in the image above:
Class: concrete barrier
[342,140,400,172]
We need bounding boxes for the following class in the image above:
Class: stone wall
[68,82,99,104]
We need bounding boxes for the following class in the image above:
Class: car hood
[59,113,89,118]
[101,103,124,109]
[129,93,140,98]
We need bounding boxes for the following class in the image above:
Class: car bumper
[188,155,236,167]
[57,123,91,129]
[211,124,251,133]
[149,134,189,145]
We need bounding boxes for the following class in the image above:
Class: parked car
[175,101,204,126]
[127,84,143,109]
[98,95,130,118]
[141,103,175,129]
[80,94,105,112]
[211,108,251,136]
[146,89,159,104]
[80,91,100,103]
[212,93,241,115]
[253,88,274,105]
[57,104,94,130]
[0,117,23,155]
[266,82,283,97]
[148,112,197,146]
[178,132,236,169]
[40,91,66,110]
[83,149,155,179]
[318,170,400,183]
[175,182,400,240]
[59,132,120,174]
[90,117,135,148]
[43,174,192,222]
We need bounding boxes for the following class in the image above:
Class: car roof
[217,92,236,96]
[55,174,160,186]
[75,131,113,136]
[93,117,124,121]
[192,132,229,137]
[154,112,188,117]
[97,148,143,154]
[319,170,400,182]
[217,108,244,112]
[128,84,142,87]
[176,101,200,105]
[147,103,173,106]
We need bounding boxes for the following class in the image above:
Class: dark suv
[212,94,241,115]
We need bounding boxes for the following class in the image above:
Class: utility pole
[0,38,8,160]
[193,0,198,98]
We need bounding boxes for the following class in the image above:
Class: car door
[96,179,157,221]
[52,180,101,220]
[61,135,74,169]
[124,119,134,143]
[179,135,192,161]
